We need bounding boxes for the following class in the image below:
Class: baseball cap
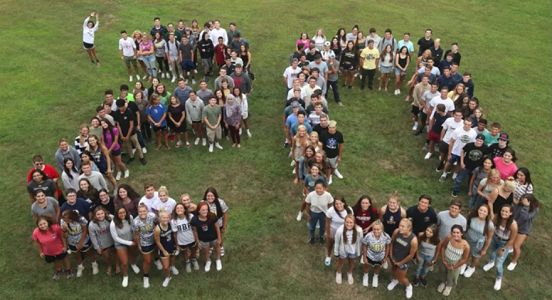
[291,102,300,108]
[328,120,337,127]
[498,133,509,141]
[324,41,331,46]
[475,134,486,141]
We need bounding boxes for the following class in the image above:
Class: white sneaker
[166,72,171,78]
[247,130,252,137]
[209,144,214,153]
[336,272,342,284]
[412,123,419,131]
[76,264,84,277]
[347,273,354,285]
[170,266,179,275]
[363,273,369,287]
[437,283,446,293]
[452,173,458,180]
[129,76,133,82]
[372,274,379,287]
[325,257,331,266]
[221,247,225,257]
[185,79,188,84]
[507,262,517,271]
[161,73,165,79]
[136,75,140,81]
[328,175,333,185]
[124,169,130,178]
[185,261,192,273]
[122,276,129,287]
[116,172,122,181]
[239,128,243,135]
[194,138,200,145]
[187,71,190,76]
[354,72,358,78]
[154,259,162,270]
[334,169,343,179]
[192,79,196,84]
[205,260,211,272]
[143,75,148,80]
[483,261,495,272]
[382,260,388,269]
[443,286,452,296]
[292,168,296,174]
[162,277,171,287]
[192,259,199,270]
[171,76,176,83]
[509,248,513,254]
[132,148,137,154]
[143,276,150,288]
[406,284,413,298]
[202,138,207,146]
[296,211,303,221]
[216,259,222,271]
[494,277,502,290]
[424,152,432,160]
[387,279,399,290]
[215,143,223,150]
[464,266,475,277]
[142,147,147,154]
[91,262,99,275]
[459,264,467,275]
[131,264,140,274]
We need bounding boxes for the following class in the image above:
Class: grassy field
[0,0,551,299]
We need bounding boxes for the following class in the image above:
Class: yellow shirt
[360,47,380,70]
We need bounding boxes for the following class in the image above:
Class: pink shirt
[493,157,517,181]
[140,40,153,53]
[33,224,64,256]
[296,39,310,49]
[103,127,120,151]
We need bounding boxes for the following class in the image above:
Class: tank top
[383,206,401,236]
[114,220,133,246]
[89,146,108,173]
[420,57,428,66]
[239,52,249,67]
[356,39,366,51]
[419,240,437,256]
[445,241,464,261]
[495,220,516,240]
[397,54,408,69]
[392,232,415,262]
[493,191,513,215]
[157,223,175,252]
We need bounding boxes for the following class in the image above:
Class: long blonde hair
[79,124,89,146]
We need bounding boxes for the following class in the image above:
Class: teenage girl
[361,220,391,288]
[437,225,470,296]
[232,87,251,137]
[110,206,140,287]
[413,224,441,287]
[86,134,117,189]
[89,206,119,275]
[98,188,115,214]
[191,202,222,272]
[352,195,379,235]
[114,184,141,217]
[154,210,178,287]
[463,204,494,278]
[61,210,98,277]
[132,30,149,79]
[325,196,352,266]
[334,215,363,285]
[132,204,162,288]
[509,194,539,271]
[153,186,177,216]
[468,158,494,210]
[31,190,60,223]
[201,187,228,256]
[379,191,407,269]
[394,46,410,95]
[61,158,80,191]
[292,125,309,184]
[181,193,197,213]
[299,163,328,221]
[101,118,129,180]
[340,41,358,89]
[82,12,100,66]
[167,95,189,148]
[488,177,515,216]
[172,202,199,273]
[513,168,534,201]
[387,219,418,299]
[33,216,72,279]
[146,94,170,151]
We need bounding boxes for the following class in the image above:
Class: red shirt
[215,45,228,65]
[27,164,62,196]
[33,224,64,256]
[355,206,379,231]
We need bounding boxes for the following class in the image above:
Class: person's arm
[379,206,386,221]
[178,48,183,63]
[203,115,213,129]
[168,108,178,124]
[221,211,228,233]
[499,223,518,257]
[440,235,451,267]
[481,226,495,256]
[89,224,101,252]
[192,226,201,249]
[29,193,35,204]
[488,188,499,219]
[154,226,168,256]
[214,223,222,246]
[134,230,142,252]
[415,233,423,263]
[119,44,125,61]
[215,112,222,128]
[447,137,455,161]
[468,173,476,197]
[177,109,186,126]
[83,16,90,29]
[110,221,134,246]
[77,224,88,250]
[362,243,368,264]
[305,202,311,221]
[383,239,391,264]
[51,182,59,200]
[430,238,442,265]
[54,204,60,223]
[157,111,167,126]
[99,174,108,191]
[100,144,112,173]
[325,215,331,240]
[460,149,466,170]
[388,229,397,264]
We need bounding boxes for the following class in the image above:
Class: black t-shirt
[406,205,437,235]
[462,143,489,170]
[313,124,329,138]
[179,43,193,61]
[488,143,507,160]
[305,104,328,116]
[320,131,344,158]
[190,216,217,242]
[431,114,450,134]
[112,108,136,136]
[417,37,434,55]
[306,52,317,62]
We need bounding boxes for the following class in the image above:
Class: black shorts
[343,64,356,71]
[140,244,156,254]
[111,148,122,156]
[192,121,202,124]
[69,242,92,253]
[366,257,382,266]
[83,42,95,49]
[169,122,187,133]
[411,105,420,115]
[439,141,450,155]
[44,252,67,263]
[152,126,167,132]
[100,245,115,252]
[178,242,197,249]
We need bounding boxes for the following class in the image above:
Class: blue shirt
[146,103,167,127]
[173,86,193,103]
[60,198,91,221]
[308,61,328,76]
[304,174,328,192]
[290,122,313,136]
[397,40,414,54]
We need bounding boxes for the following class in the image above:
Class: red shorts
[428,130,441,143]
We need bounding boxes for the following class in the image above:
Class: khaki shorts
[328,156,339,169]
[206,126,221,143]
[123,55,137,67]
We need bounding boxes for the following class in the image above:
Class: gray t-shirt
[132,212,158,247]
[327,60,340,82]
[165,40,180,59]
[472,167,489,187]
[153,39,167,57]
[196,89,214,106]
[61,216,90,246]
[465,217,494,248]
[437,211,467,241]
[31,197,59,218]
[179,43,193,61]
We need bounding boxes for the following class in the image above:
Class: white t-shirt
[139,192,159,213]
[422,91,440,109]
[450,127,477,156]
[326,207,352,230]
[287,88,307,100]
[152,198,177,215]
[306,191,334,214]
[345,230,356,254]
[119,37,136,57]
[283,66,302,88]
[171,215,195,245]
[210,28,228,45]
[442,118,463,144]
[429,96,455,120]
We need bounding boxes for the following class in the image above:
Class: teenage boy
[230,31,249,52]
[283,59,301,90]
[286,78,307,101]
[418,82,440,139]
[118,85,147,153]
[305,93,328,116]
[178,36,196,84]
[287,88,306,107]
[164,23,182,42]
[230,64,252,95]
[320,120,344,184]
[406,195,437,235]
[78,163,108,191]
[313,114,330,138]
[326,53,342,106]
[451,134,489,197]
[437,67,455,92]
[309,68,327,96]
[444,43,461,66]
[118,30,140,82]
[96,105,115,126]
[166,33,182,83]
[367,28,382,51]
[227,23,240,44]
[359,40,379,90]
[215,66,235,90]
[185,90,206,145]
[449,62,463,86]
[417,29,433,57]
[196,79,214,106]
[215,37,228,68]
[378,29,397,53]
[424,104,450,159]
[436,200,466,243]
[290,111,313,137]
[436,110,464,172]
[113,100,146,165]
[397,32,414,57]
[60,189,92,221]
[307,103,326,126]
[483,122,501,146]
[103,89,117,112]
[417,58,440,76]
[230,49,243,67]
[283,101,304,148]
[174,79,193,104]
[150,17,167,39]
[488,133,509,159]
[440,117,476,182]
[462,72,474,97]
[411,75,431,131]
[439,53,454,75]
[304,77,321,105]
[210,20,228,46]
[27,155,63,203]
[428,87,455,121]
[202,97,223,152]
[474,119,489,135]
[309,54,328,78]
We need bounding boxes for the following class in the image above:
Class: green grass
[1,0,551,299]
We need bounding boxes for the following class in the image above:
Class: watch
[501,248,506,251]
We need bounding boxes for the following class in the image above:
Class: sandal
[106,267,112,276]
[155,145,162,151]
[115,266,121,274]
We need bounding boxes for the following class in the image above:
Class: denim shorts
[395,68,407,76]
[339,252,357,259]
[115,244,127,250]
[199,239,217,249]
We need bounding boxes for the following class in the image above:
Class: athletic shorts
[411,105,420,115]
[396,262,409,271]
[202,58,213,69]
[123,56,137,67]
[111,148,122,156]
[100,245,115,252]
[343,64,355,71]
[181,60,195,71]
[152,126,167,132]
[449,154,460,164]
[68,242,92,253]
[328,156,338,169]
[328,227,338,239]
[439,141,450,154]
[140,244,156,254]
[366,257,383,266]
[178,242,197,249]
[83,42,95,49]
[192,120,202,124]
[159,248,175,259]
[199,239,217,249]
[428,130,441,143]
[44,252,67,263]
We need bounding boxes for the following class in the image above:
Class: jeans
[415,253,435,277]
[308,210,326,238]
[142,55,157,77]
[361,68,376,89]
[452,168,473,193]
[488,235,509,278]
[298,156,307,180]
[327,80,341,103]
[469,185,479,209]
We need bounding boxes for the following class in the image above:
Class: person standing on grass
[166,33,182,83]
[78,163,107,195]
[185,90,206,146]
[98,189,115,215]
[325,53,342,105]
[202,97,223,153]
[411,75,431,131]
[153,32,170,79]
[82,12,100,66]
[152,186,177,216]
[197,79,214,105]
[292,125,308,184]
[305,180,334,246]
[178,36,196,84]
[55,138,81,173]
[200,187,229,257]
[436,225,470,296]
[361,220,390,288]
[417,29,433,57]
[509,194,539,271]
[114,100,147,165]
[146,94,170,151]
[437,199,467,244]
[482,205,518,290]
[119,30,140,82]
[230,64,252,96]
[154,211,178,287]
[299,163,328,219]
[406,195,437,235]
[340,41,358,89]
[61,210,99,278]
[110,206,140,287]
[172,202,200,273]
[228,87,250,137]
[199,32,214,79]
[393,46,410,95]
[101,119,129,180]
[412,224,441,288]
[451,133,489,197]
[513,168,534,201]
[191,202,223,272]
[60,189,91,221]
[133,204,163,288]
[28,169,58,203]
[435,110,464,174]
[462,204,494,278]
[319,120,344,185]
[74,124,90,155]
[352,195,379,236]
[334,215,363,285]
[167,95,190,148]
[439,117,477,183]
[31,190,60,223]
[493,148,518,181]
[150,17,167,39]
[387,219,417,299]
[325,196,353,267]
[224,91,242,148]
[33,216,72,280]
[28,155,64,202]
[139,184,159,213]
[86,134,116,189]
[139,32,157,82]
[379,191,406,270]
[359,40,379,91]
[89,206,119,276]
[424,104,449,159]
[378,44,394,92]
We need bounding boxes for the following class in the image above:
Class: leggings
[156,56,169,73]
[141,121,152,140]
[228,125,240,144]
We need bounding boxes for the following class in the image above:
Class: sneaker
[66,269,73,279]
[436,161,445,172]
[124,169,130,179]
[221,247,225,257]
[129,76,133,82]
[76,264,84,277]
[215,143,223,150]
[463,266,475,277]
[209,144,214,153]
[192,79,196,84]
[509,247,513,254]
[424,152,432,160]
[348,86,352,90]
[216,259,222,271]
[507,262,517,271]
[153,259,162,270]
[328,175,333,185]
[362,273,369,287]
[309,237,315,246]
[439,174,447,183]
[136,75,141,81]
[283,142,289,148]
[116,172,122,181]
[296,211,303,221]
[161,73,165,79]
[360,86,365,90]
[412,123,419,131]
[428,265,434,272]
[131,264,140,274]
[422,142,429,150]
[192,259,199,270]
[452,173,458,180]
[494,277,502,290]
[185,79,188,84]
[325,257,331,266]
[186,142,191,148]
[239,128,243,136]
[247,130,252,137]
[337,102,343,106]
[319,237,326,245]
[437,283,446,293]
[91,61,95,66]
[387,279,399,291]
[202,138,207,146]
[420,277,427,287]
[205,260,211,272]
[483,261,495,272]
[175,141,181,148]
[443,286,452,296]
[92,262,99,275]
[372,274,379,287]
[292,168,296,174]
[382,260,388,269]
[122,276,129,287]
[406,284,413,299]
[143,276,150,288]
[170,266,179,275]
[413,277,420,286]
[194,138,200,145]
[170,134,175,141]
[162,277,171,287]
[185,261,192,273]
[142,147,147,154]
[334,169,343,179]
[171,76,176,83]
[52,269,62,280]
[143,75,148,80]
[451,190,458,197]
[336,272,342,284]
[127,157,135,164]
[347,273,354,285]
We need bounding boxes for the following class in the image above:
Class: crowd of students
[283,26,540,298]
